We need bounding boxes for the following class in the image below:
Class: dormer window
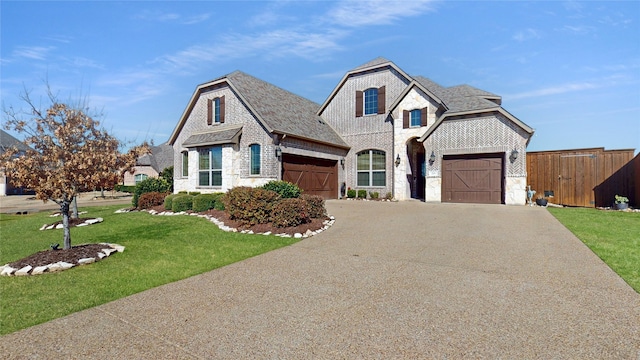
[355,86,386,117]
[207,96,225,125]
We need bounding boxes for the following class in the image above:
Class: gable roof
[0,130,30,154]
[317,58,412,115]
[136,143,174,172]
[169,71,348,149]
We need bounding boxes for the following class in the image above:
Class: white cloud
[327,0,435,27]
[12,46,56,60]
[513,28,541,42]
[509,81,597,99]
[134,10,210,25]
[561,25,595,35]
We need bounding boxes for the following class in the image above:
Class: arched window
[250,144,261,175]
[134,174,148,184]
[364,88,378,115]
[357,150,386,187]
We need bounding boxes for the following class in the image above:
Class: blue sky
[2,1,639,153]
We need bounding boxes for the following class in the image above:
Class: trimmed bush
[211,192,225,210]
[271,198,310,228]
[262,180,301,199]
[188,192,201,196]
[115,184,136,193]
[301,194,326,218]
[137,191,168,209]
[172,194,194,212]
[369,191,379,199]
[347,189,356,198]
[132,177,172,207]
[357,189,367,199]
[192,194,216,212]
[385,192,393,200]
[223,187,280,225]
[164,194,176,210]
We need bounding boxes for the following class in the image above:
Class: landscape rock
[294,233,303,239]
[78,258,96,265]
[1,266,16,276]
[15,266,33,276]
[32,266,49,275]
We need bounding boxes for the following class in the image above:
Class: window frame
[250,144,261,176]
[198,146,222,187]
[134,173,148,184]
[410,109,421,127]
[363,88,378,116]
[181,151,188,178]
[356,149,386,187]
[213,97,221,124]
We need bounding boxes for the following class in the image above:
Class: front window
[134,174,148,184]
[250,144,261,175]
[364,88,378,115]
[198,147,222,187]
[357,150,386,187]
[182,151,188,177]
[410,109,421,127]
[214,97,221,123]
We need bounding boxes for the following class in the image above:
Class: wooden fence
[526,148,638,207]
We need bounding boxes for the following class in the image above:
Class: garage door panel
[282,154,338,199]
[442,154,504,204]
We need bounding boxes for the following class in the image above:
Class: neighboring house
[169,58,534,204]
[0,129,33,196]
[123,143,174,186]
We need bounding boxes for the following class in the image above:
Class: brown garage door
[442,153,504,204]
[282,154,338,199]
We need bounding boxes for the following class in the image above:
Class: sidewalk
[0,191,133,214]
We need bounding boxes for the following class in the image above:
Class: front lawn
[548,207,639,293]
[0,205,300,335]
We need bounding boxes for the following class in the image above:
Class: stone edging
[0,243,124,277]
[39,217,104,231]
[123,208,336,239]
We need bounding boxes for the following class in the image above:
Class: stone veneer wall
[421,113,530,205]
[173,84,278,194]
[392,88,441,200]
[320,66,410,197]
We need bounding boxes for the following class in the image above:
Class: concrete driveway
[2,200,639,358]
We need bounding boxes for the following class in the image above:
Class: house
[169,58,534,204]
[0,129,33,196]
[123,143,174,185]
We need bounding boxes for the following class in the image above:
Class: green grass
[0,205,300,335]
[548,207,640,293]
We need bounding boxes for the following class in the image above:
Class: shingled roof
[0,130,30,154]
[136,143,174,172]
[170,71,348,149]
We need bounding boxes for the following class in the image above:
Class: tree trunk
[61,201,72,250]
[100,187,105,198]
[71,196,79,219]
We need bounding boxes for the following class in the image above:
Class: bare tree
[1,90,149,249]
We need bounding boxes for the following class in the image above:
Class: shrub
[301,194,326,218]
[159,166,173,192]
[211,192,225,210]
[347,189,356,198]
[271,198,310,228]
[115,184,136,193]
[262,180,301,199]
[137,191,168,209]
[164,194,176,210]
[385,192,393,200]
[223,187,280,225]
[357,189,367,199]
[172,194,194,212]
[188,191,201,196]
[132,177,171,207]
[369,191,379,199]
[192,194,216,212]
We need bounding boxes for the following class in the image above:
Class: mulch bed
[8,244,112,269]
[8,206,329,270]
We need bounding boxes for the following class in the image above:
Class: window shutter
[355,91,363,117]
[403,110,409,129]
[421,107,428,127]
[377,86,386,114]
[219,95,225,123]
[207,99,213,125]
